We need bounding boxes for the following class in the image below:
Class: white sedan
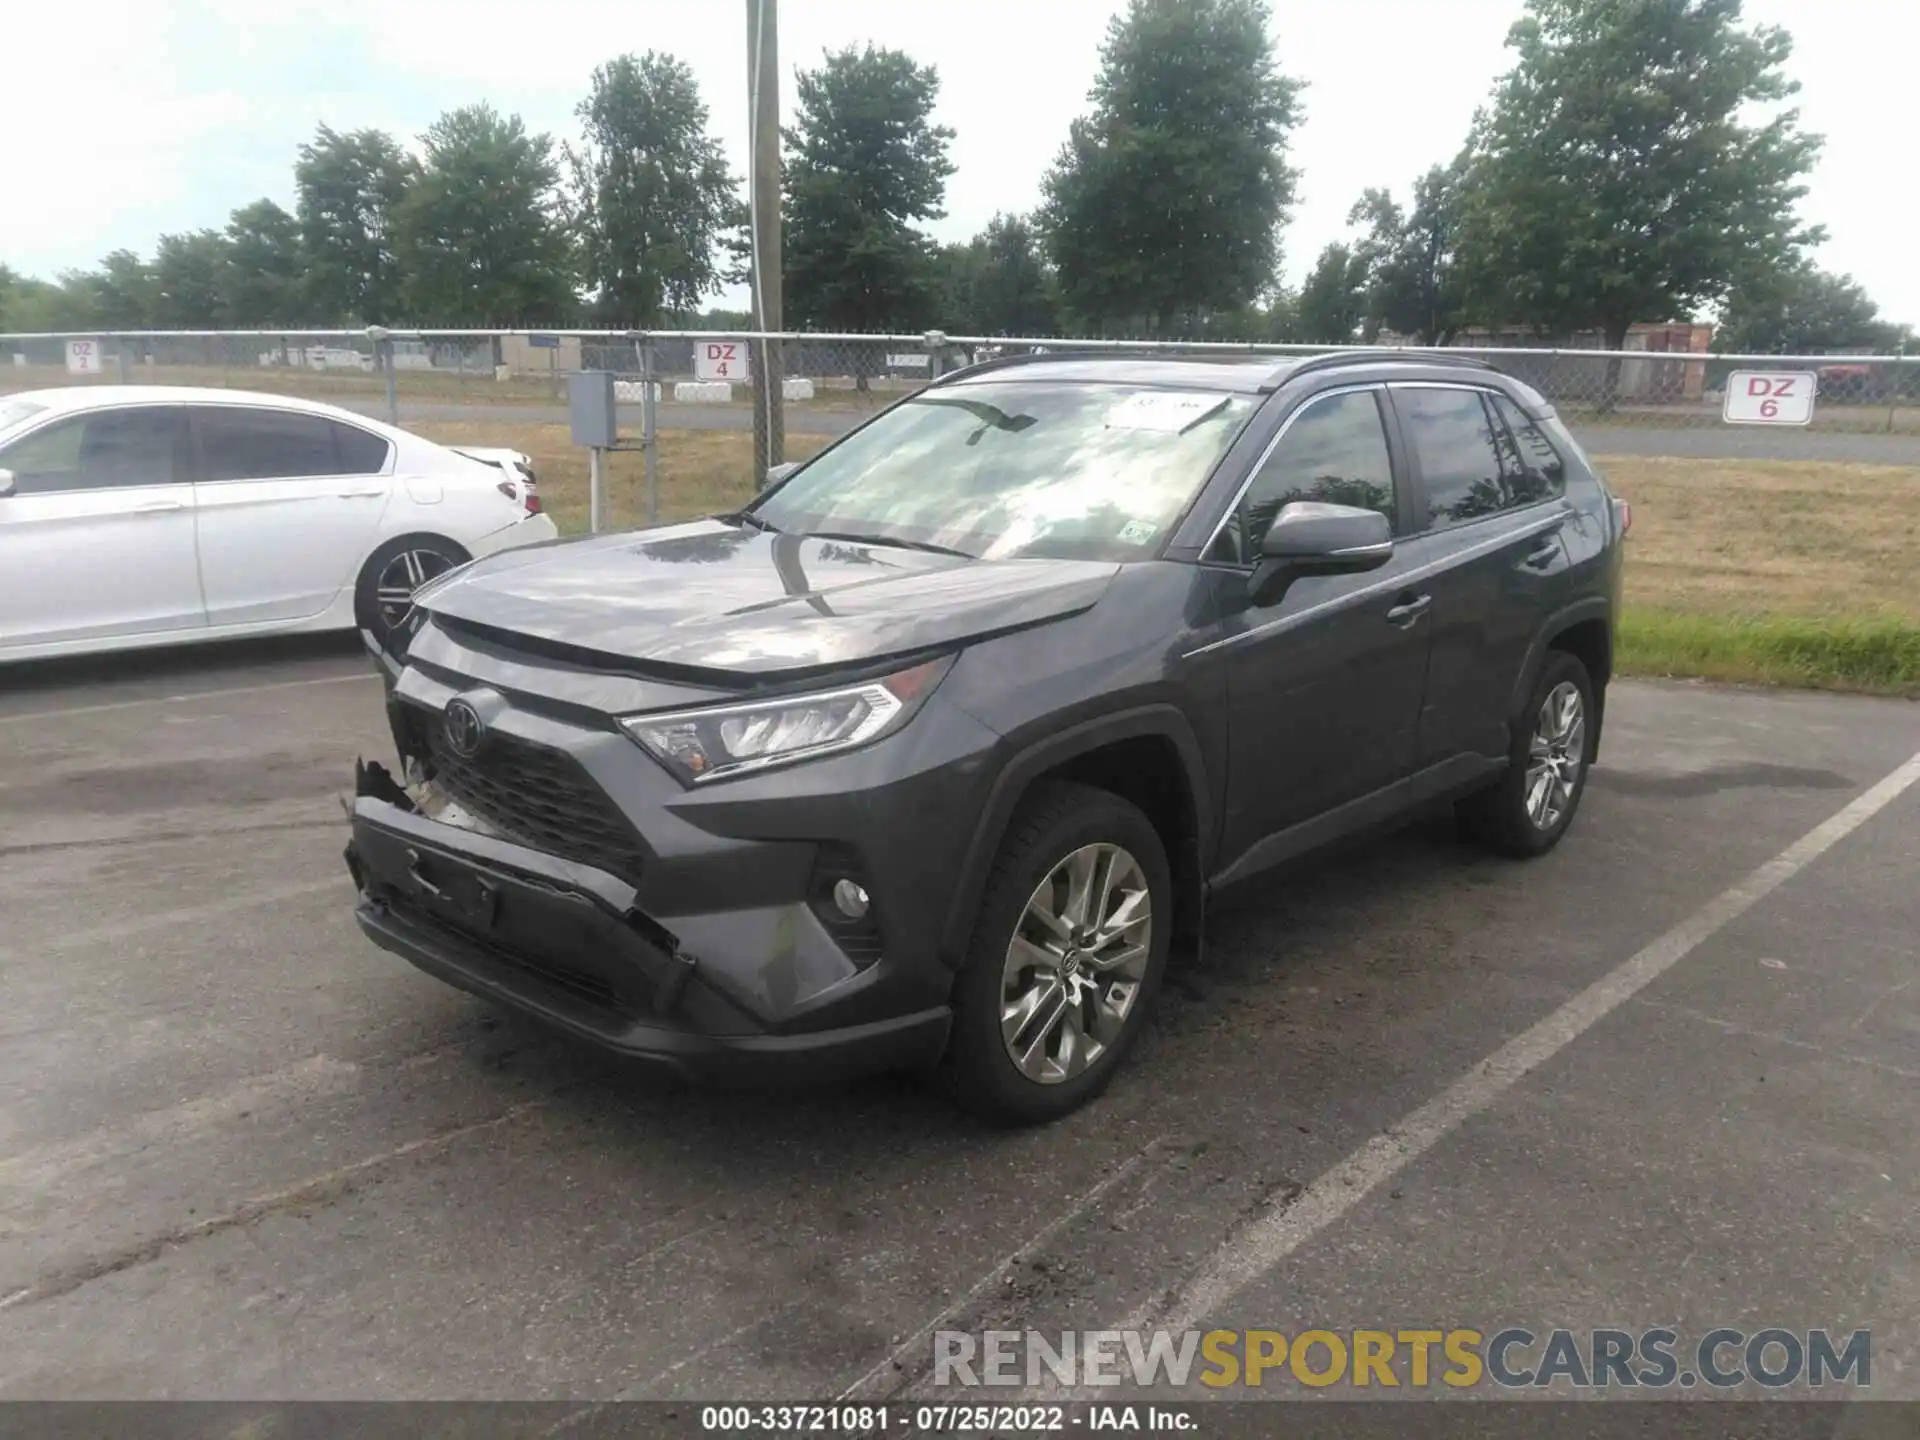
[0,386,559,662]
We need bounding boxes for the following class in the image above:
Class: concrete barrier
[674,381,733,403]
[614,381,662,403]
[782,378,816,401]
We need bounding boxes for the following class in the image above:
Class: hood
[417,518,1119,678]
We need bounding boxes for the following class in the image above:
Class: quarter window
[1489,393,1566,502]
[1211,389,1395,565]
[0,407,183,493]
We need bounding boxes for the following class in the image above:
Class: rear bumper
[468,512,559,558]
[346,795,951,1083]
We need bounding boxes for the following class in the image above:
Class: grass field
[410,421,1920,695]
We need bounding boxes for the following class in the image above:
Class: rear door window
[195,407,349,481]
[333,422,392,474]
[0,407,184,493]
[1396,386,1551,530]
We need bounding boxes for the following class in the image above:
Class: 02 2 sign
[1723,370,1816,426]
[66,338,104,376]
[695,341,750,383]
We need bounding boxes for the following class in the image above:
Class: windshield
[0,399,47,440]
[750,381,1257,562]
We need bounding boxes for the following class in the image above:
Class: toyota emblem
[443,699,486,758]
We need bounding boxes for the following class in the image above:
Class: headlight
[620,655,952,783]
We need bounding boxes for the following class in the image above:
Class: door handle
[336,487,386,499]
[1385,592,1432,628]
[132,500,186,513]
[1521,536,1562,571]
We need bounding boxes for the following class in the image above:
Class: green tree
[938,214,1057,336]
[1295,242,1368,344]
[1040,0,1303,334]
[2,273,80,332]
[151,230,233,327]
[783,45,956,335]
[568,53,738,326]
[1716,264,1907,354]
[1349,154,1474,345]
[224,199,306,326]
[395,104,574,326]
[1456,0,1822,357]
[69,250,159,329]
[295,124,412,324]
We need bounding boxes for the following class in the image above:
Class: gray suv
[345,352,1625,1122]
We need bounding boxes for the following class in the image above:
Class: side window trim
[1389,381,1566,535]
[1197,382,1395,567]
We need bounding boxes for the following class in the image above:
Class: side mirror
[763,461,800,490]
[1249,502,1393,607]
[0,468,14,498]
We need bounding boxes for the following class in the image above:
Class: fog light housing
[832,878,871,920]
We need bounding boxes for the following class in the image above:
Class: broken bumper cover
[345,793,950,1084]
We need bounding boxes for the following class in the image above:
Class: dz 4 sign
[1723,370,1816,426]
[695,341,750,383]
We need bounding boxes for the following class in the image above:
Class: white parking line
[0,671,378,726]
[1123,747,1920,1338]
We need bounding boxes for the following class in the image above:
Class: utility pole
[747,0,785,480]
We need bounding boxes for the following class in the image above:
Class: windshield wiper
[804,530,975,559]
[731,510,782,533]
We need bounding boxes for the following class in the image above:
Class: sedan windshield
[0,399,47,438]
[750,381,1257,562]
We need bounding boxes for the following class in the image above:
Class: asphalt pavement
[0,640,1915,1402]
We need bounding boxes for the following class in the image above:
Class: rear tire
[1457,650,1595,858]
[354,535,468,646]
[939,781,1171,1125]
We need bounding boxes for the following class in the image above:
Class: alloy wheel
[374,549,456,631]
[999,842,1152,1085]
[1524,680,1586,830]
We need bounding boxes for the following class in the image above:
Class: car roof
[1,386,388,427]
[938,350,1495,394]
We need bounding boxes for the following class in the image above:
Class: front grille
[400,896,637,1020]
[400,701,647,885]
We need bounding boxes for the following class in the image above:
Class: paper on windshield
[1104,392,1230,433]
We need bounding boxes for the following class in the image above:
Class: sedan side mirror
[1249,501,1393,607]
[763,461,800,490]
[0,468,15,498]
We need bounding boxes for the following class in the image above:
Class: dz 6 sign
[695,341,750,383]
[1723,370,1817,426]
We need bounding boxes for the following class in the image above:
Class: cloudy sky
[4,0,1913,325]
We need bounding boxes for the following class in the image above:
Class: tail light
[496,468,543,516]
[1614,498,1632,536]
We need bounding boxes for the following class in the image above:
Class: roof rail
[1282,349,1497,382]
[929,347,1298,389]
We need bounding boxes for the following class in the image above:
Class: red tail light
[1614,498,1632,535]
[497,473,543,516]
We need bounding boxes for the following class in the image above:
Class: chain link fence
[4,327,1917,531]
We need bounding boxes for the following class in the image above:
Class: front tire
[1458,650,1595,858]
[940,781,1171,1124]
[354,536,468,646]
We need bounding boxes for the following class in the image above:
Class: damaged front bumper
[344,762,950,1084]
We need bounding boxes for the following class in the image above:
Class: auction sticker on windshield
[1106,392,1229,432]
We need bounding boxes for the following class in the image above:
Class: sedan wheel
[999,842,1153,1085]
[374,547,458,631]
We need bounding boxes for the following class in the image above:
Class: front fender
[937,704,1214,966]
